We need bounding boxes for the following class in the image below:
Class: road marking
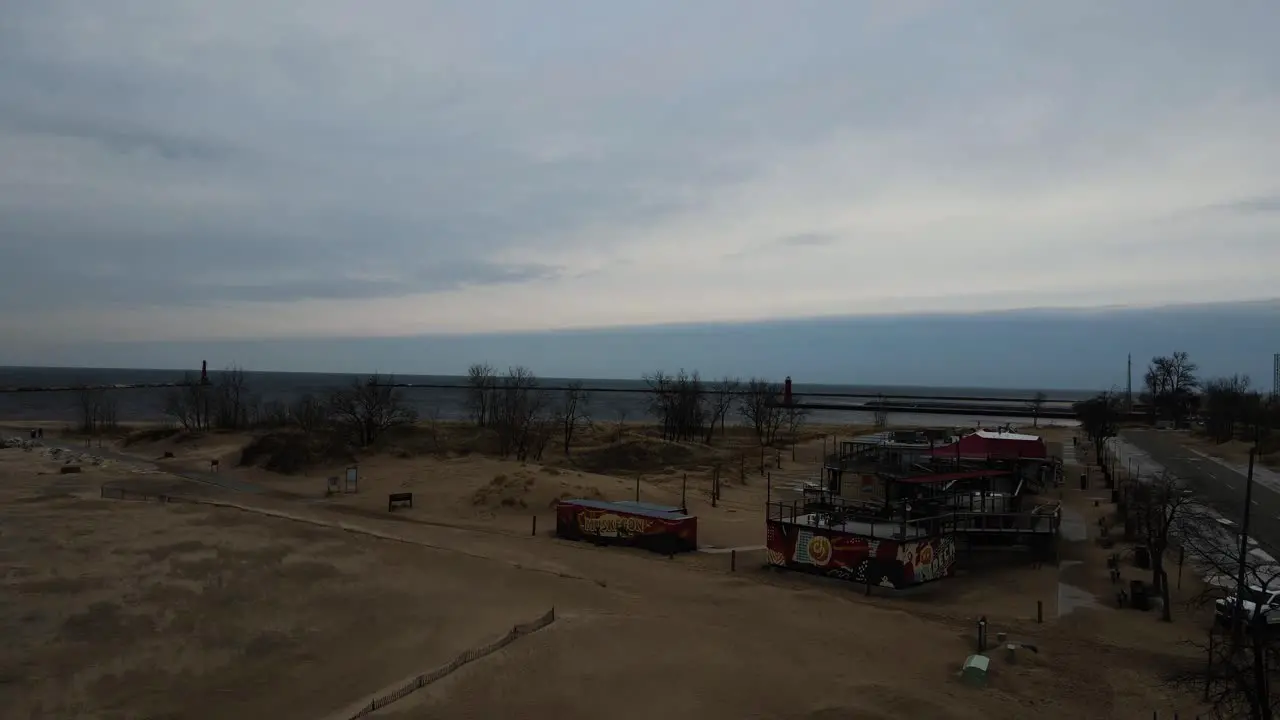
[1253,500,1262,507]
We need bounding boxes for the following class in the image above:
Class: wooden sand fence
[346,607,557,719]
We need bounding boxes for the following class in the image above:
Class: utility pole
[1233,440,1259,640]
[1273,352,1279,400]
[1126,353,1133,412]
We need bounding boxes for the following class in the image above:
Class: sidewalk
[1102,436,1167,479]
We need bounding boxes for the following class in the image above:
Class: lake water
[0,366,1088,429]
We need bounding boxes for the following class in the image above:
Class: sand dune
[0,424,1208,718]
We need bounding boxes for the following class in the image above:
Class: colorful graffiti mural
[556,500,698,552]
[765,520,956,589]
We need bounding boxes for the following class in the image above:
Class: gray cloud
[723,232,841,260]
[776,233,838,248]
[7,114,235,162]
[209,262,561,304]
[1,1,1278,344]
[1215,196,1280,214]
[0,224,560,308]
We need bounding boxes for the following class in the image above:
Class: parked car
[1215,585,1280,628]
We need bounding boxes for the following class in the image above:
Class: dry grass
[0,451,580,720]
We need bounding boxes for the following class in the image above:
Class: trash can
[1134,545,1151,570]
[1130,579,1149,611]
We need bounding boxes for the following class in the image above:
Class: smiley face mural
[765,521,956,589]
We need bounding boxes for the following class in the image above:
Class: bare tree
[98,394,119,431]
[1177,630,1280,720]
[739,378,783,445]
[163,372,209,431]
[290,393,330,435]
[73,385,120,434]
[422,405,444,454]
[557,381,591,456]
[529,414,555,462]
[645,370,707,442]
[1173,503,1280,719]
[211,365,252,430]
[258,399,291,428]
[492,366,548,461]
[614,407,629,442]
[327,374,417,447]
[1028,391,1047,428]
[705,376,740,443]
[1073,391,1121,466]
[1128,471,1197,621]
[1144,352,1200,426]
[466,363,498,427]
[783,401,809,461]
[1202,375,1271,444]
[75,385,102,434]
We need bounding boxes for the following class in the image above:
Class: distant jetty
[0,379,1118,420]
[784,399,1081,420]
[1,380,1076,403]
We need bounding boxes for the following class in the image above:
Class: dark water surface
[0,367,1091,428]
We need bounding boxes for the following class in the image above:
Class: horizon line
[0,364,1111,396]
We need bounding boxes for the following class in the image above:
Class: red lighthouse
[784,376,793,405]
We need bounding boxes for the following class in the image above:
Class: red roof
[894,469,1012,485]
[929,432,1047,459]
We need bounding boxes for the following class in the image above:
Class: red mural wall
[556,502,698,551]
[765,520,956,589]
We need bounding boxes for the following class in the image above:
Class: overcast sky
[2,1,1278,353]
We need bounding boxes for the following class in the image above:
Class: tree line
[461,365,808,461]
[1145,351,1279,438]
[640,372,807,448]
[148,367,418,449]
[1072,352,1280,719]
[1074,351,1279,456]
[75,364,808,459]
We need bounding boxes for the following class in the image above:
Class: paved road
[1119,429,1280,558]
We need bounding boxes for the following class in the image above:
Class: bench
[388,492,413,512]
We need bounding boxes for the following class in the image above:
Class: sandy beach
[0,421,1211,719]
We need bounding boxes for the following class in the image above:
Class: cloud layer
[2,1,1278,345]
